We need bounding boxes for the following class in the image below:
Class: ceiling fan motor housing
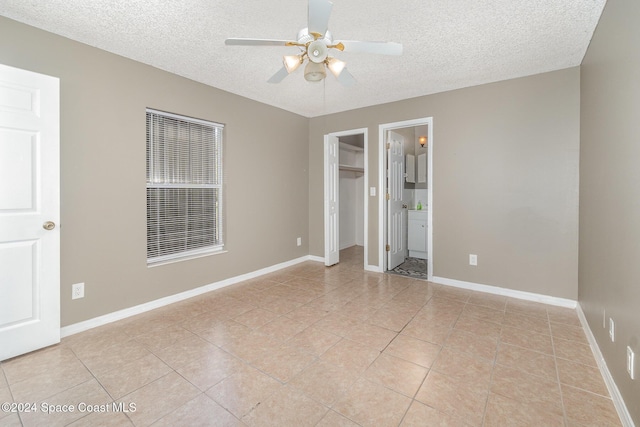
[297,28,332,44]
[297,28,333,64]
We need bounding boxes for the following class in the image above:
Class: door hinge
[386,142,390,149]
[386,244,390,251]
[386,193,390,200]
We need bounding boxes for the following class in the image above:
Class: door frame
[323,127,369,269]
[378,117,433,279]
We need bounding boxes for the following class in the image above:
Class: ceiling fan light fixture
[326,57,346,77]
[304,61,326,82]
[283,55,303,73]
[307,40,328,63]
[226,0,403,86]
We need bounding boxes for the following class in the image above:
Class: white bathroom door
[324,135,339,266]
[0,63,60,361]
[387,131,405,270]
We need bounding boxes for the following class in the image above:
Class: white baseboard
[61,255,314,338]
[431,276,576,308]
[340,242,356,251]
[307,253,381,273]
[576,304,635,427]
[307,255,324,263]
[365,264,383,273]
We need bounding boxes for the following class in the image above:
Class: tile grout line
[65,343,138,426]
[169,367,247,425]
[386,291,442,427]
[0,364,26,427]
[473,298,503,427]
[548,308,571,427]
[309,278,440,426]
[396,291,464,426]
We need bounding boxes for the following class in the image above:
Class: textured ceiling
[0,0,605,118]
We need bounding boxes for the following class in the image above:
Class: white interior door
[387,131,405,270]
[0,63,60,361]
[324,135,339,266]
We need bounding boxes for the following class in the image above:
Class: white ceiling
[0,0,606,118]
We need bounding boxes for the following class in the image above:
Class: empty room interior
[0,0,639,426]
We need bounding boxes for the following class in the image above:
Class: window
[146,108,224,264]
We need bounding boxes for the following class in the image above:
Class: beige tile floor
[0,246,622,427]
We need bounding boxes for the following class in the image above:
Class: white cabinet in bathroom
[408,210,428,259]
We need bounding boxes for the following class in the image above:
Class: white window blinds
[146,109,224,264]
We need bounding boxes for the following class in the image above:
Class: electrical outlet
[72,282,84,300]
[469,254,478,266]
[627,346,636,380]
[609,318,615,342]
[297,237,302,246]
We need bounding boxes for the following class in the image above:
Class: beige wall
[580,0,640,422]
[0,17,310,326]
[0,16,583,324]
[309,68,580,299]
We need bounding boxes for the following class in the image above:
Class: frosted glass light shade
[307,40,328,63]
[327,57,346,77]
[304,61,326,82]
[283,55,303,73]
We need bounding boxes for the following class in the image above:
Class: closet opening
[338,135,365,267]
[323,128,368,269]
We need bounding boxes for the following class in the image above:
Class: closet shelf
[339,164,364,173]
[339,142,364,152]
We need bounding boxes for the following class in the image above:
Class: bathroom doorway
[379,117,433,280]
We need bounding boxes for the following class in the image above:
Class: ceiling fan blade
[267,66,290,83]
[225,38,294,47]
[308,0,333,37]
[338,40,403,55]
[336,67,356,86]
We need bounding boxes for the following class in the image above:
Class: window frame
[145,108,224,266]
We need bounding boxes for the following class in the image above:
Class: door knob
[43,221,56,231]
[402,204,408,209]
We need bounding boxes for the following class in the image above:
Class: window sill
[147,248,227,268]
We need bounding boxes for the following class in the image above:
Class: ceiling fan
[225,0,403,86]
